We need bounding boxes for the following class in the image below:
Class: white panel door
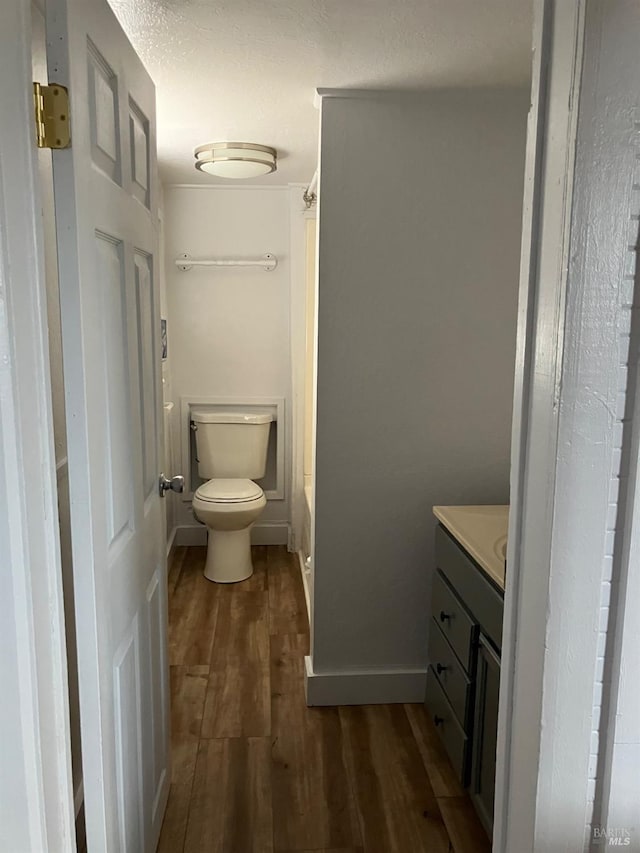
[46,0,170,849]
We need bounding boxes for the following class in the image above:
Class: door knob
[159,473,184,497]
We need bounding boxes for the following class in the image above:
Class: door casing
[0,1,75,850]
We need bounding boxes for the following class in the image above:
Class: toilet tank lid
[191,409,274,425]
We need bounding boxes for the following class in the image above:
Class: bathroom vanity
[426,505,508,836]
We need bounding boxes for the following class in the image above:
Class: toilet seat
[194,478,264,504]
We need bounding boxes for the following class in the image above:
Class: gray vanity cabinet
[425,524,504,835]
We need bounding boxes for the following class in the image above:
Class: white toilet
[191,409,273,583]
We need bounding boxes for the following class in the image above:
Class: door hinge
[33,82,71,149]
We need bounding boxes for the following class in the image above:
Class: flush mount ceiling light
[194,142,277,179]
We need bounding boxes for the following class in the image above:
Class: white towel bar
[175,253,277,272]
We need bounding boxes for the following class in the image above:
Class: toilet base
[203,526,254,583]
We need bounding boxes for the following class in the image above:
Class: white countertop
[433,505,509,591]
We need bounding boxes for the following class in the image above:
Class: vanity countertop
[432,505,509,592]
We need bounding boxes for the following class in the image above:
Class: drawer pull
[434,715,445,727]
[436,663,448,675]
[439,610,451,623]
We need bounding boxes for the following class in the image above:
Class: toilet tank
[191,409,273,479]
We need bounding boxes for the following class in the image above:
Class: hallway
[158,545,488,853]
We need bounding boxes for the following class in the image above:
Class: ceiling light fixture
[194,142,277,179]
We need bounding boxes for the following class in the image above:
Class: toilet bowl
[193,478,267,583]
[190,408,273,583]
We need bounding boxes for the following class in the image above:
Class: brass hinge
[33,82,71,149]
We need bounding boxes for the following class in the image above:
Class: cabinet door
[470,634,500,835]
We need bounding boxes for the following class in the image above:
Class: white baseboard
[252,522,290,545]
[174,522,289,547]
[174,525,206,546]
[304,656,427,706]
[166,526,177,566]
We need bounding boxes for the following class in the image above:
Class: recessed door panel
[87,40,121,182]
[129,99,150,207]
[113,620,144,853]
[96,232,134,546]
[134,251,157,503]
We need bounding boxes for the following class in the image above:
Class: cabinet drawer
[436,525,504,651]
[431,570,478,672]
[425,666,469,786]
[428,618,473,729]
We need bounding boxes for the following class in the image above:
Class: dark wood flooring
[159,545,489,853]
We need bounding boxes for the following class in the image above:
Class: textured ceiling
[108,0,532,186]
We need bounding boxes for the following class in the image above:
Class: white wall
[164,186,292,542]
[309,89,527,698]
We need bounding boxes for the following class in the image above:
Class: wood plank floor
[159,545,489,853]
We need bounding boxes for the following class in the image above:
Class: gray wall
[312,90,527,674]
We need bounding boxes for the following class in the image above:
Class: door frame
[495,0,589,847]
[497,0,640,848]
[0,0,74,850]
